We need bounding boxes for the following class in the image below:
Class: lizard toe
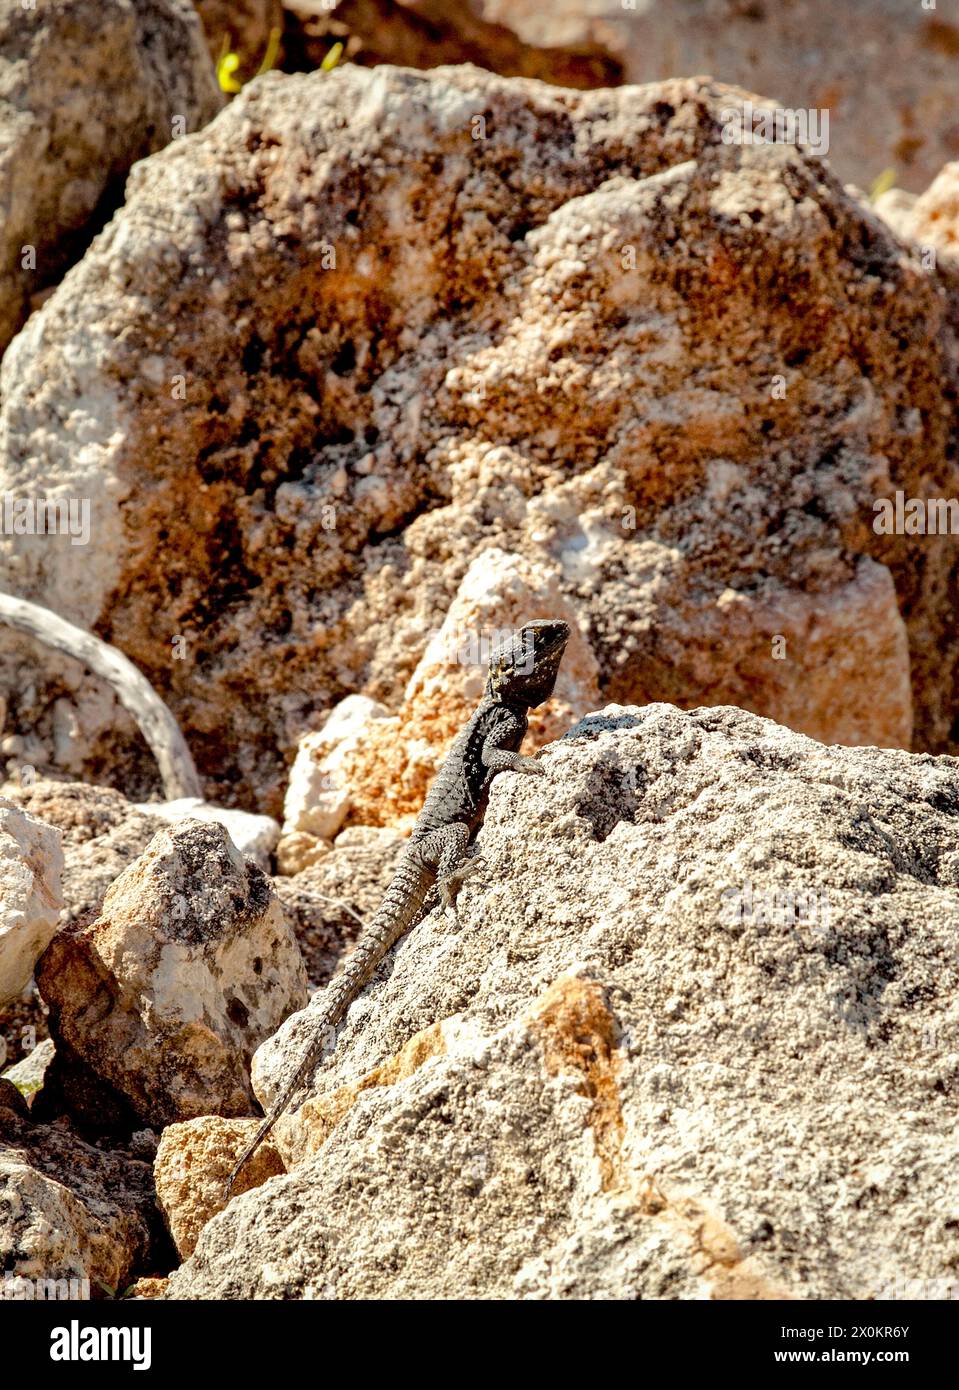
[439,856,485,907]
[515,755,546,775]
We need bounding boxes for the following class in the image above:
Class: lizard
[226,617,571,1194]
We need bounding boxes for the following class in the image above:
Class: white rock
[2,1037,55,1097]
[134,797,280,870]
[282,695,389,842]
[0,799,63,1006]
[37,819,309,1128]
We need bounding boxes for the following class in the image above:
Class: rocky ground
[2,0,959,1303]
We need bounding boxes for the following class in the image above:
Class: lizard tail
[224,854,436,1201]
[224,1042,324,1198]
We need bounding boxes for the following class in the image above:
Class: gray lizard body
[227,618,570,1193]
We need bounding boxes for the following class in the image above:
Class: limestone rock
[134,796,280,869]
[2,66,957,813]
[871,187,919,245]
[0,798,63,1006]
[0,0,221,353]
[0,1094,168,1292]
[274,830,331,877]
[476,0,959,192]
[1,1036,55,1100]
[3,780,166,927]
[168,705,959,1299]
[0,782,166,1072]
[280,696,389,844]
[35,820,308,1131]
[905,162,959,265]
[153,1114,284,1259]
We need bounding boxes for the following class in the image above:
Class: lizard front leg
[481,725,544,776]
[409,822,479,909]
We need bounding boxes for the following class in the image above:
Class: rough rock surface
[2,65,957,813]
[2,1036,55,1100]
[477,0,959,192]
[0,1087,169,1291]
[0,798,63,1006]
[168,704,959,1299]
[280,695,389,850]
[128,1275,169,1298]
[2,781,166,926]
[133,796,280,869]
[35,820,308,1132]
[153,1115,284,1259]
[0,0,221,353]
[0,781,166,1067]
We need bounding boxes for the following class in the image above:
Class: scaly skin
[226,618,570,1194]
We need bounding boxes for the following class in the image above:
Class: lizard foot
[439,856,485,909]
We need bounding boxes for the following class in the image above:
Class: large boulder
[0,1086,169,1294]
[167,704,959,1299]
[35,820,308,1132]
[0,0,221,353]
[1,65,956,813]
[0,798,63,1007]
[476,0,959,192]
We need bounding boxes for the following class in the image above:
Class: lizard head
[486,619,570,707]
